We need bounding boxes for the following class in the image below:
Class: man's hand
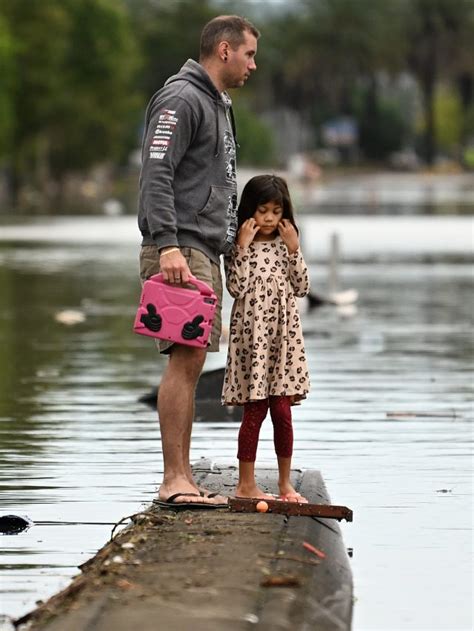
[237,219,260,249]
[159,248,191,284]
[278,219,299,254]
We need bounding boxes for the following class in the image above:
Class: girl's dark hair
[237,174,298,232]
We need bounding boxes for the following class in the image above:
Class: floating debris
[329,288,359,306]
[54,310,86,325]
[0,514,34,535]
[387,411,460,419]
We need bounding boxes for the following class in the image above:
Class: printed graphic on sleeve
[149,109,178,160]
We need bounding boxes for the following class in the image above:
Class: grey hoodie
[138,59,238,264]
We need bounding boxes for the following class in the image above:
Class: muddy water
[0,215,472,630]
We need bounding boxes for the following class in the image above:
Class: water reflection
[0,217,472,631]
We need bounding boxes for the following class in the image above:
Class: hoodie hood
[165,59,220,100]
[166,59,236,156]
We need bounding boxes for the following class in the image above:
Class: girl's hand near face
[237,218,260,249]
[278,219,299,254]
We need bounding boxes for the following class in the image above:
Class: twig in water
[109,512,147,542]
[386,410,460,419]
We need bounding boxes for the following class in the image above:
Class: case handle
[149,272,215,297]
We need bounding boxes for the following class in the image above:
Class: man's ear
[218,41,229,62]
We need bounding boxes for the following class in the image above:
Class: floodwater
[0,212,473,631]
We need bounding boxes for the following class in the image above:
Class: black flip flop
[200,491,225,499]
[153,492,228,511]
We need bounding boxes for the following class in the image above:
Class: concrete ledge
[17,460,353,631]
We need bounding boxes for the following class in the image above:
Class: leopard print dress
[222,236,310,405]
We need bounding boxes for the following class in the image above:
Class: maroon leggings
[237,396,293,462]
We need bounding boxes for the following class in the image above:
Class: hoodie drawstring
[214,96,220,157]
[229,106,239,148]
[215,99,239,157]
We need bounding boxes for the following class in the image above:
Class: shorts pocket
[139,245,161,282]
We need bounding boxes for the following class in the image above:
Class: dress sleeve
[288,248,310,297]
[224,245,251,298]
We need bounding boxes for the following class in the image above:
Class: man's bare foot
[235,484,275,500]
[278,482,308,503]
[159,479,227,506]
[199,488,228,503]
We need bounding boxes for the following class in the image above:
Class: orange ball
[256,500,269,513]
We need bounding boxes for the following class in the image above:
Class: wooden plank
[228,497,353,521]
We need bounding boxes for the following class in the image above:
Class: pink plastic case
[133,273,217,348]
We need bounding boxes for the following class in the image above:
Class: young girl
[222,174,310,502]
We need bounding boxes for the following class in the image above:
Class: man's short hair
[200,15,260,60]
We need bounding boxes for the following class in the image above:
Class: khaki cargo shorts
[139,245,222,354]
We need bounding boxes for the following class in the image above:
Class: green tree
[249,0,407,161]
[269,1,400,107]
[1,1,70,198]
[403,0,474,164]
[1,0,140,206]
[240,0,474,166]
[434,85,463,153]
[233,100,275,166]
[356,93,407,160]
[49,0,141,177]
[0,13,14,160]
[128,0,217,99]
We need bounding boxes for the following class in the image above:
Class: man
[138,15,259,507]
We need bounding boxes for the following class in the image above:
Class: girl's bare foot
[278,482,308,503]
[235,484,275,500]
